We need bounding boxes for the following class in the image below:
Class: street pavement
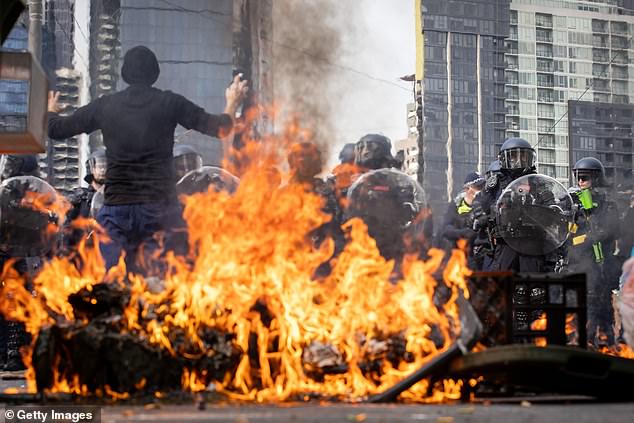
[2,374,634,422]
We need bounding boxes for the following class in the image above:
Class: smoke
[271,0,358,161]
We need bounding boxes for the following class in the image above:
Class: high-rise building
[416,0,510,222]
[505,0,634,185]
[88,0,272,166]
[40,0,82,192]
[396,102,421,177]
[395,136,419,178]
[568,100,633,189]
[0,13,29,136]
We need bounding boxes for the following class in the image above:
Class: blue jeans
[96,201,188,274]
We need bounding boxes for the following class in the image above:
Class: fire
[530,313,547,331]
[0,117,471,403]
[598,344,634,359]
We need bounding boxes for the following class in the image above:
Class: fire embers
[32,283,240,394]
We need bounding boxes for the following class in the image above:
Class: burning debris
[33,283,240,395]
[0,128,471,403]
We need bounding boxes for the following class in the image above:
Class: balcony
[593,64,608,77]
[506,106,520,115]
[592,40,609,48]
[536,34,553,43]
[593,79,610,92]
[612,36,630,50]
[537,63,554,73]
[592,20,608,33]
[612,65,628,80]
[593,49,609,62]
[611,22,628,35]
[540,135,555,148]
[538,125,555,133]
[613,53,629,64]
[537,78,554,88]
[535,14,553,28]
[536,48,553,58]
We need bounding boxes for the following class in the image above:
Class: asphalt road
[2,374,633,423]
[84,402,634,423]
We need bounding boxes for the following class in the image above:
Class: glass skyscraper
[417,0,510,223]
[89,0,234,165]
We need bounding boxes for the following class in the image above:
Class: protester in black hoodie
[48,45,247,273]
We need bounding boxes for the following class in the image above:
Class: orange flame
[0,115,472,402]
[530,313,547,332]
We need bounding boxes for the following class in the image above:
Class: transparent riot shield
[0,176,62,257]
[176,166,240,196]
[346,169,427,259]
[496,174,573,256]
[90,188,104,218]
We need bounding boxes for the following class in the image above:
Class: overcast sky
[329,0,416,165]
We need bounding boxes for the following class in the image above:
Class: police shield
[346,169,426,258]
[176,166,240,196]
[0,176,62,257]
[496,174,573,256]
[90,189,104,218]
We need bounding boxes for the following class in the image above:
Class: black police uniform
[0,154,42,371]
[568,158,620,345]
[472,139,556,272]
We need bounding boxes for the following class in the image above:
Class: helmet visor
[89,156,107,184]
[502,148,535,170]
[174,154,203,180]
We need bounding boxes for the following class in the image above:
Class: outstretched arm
[47,91,101,140]
[174,74,249,139]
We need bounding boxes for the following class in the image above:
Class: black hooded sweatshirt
[48,46,232,205]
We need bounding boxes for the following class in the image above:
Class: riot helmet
[486,159,501,179]
[572,157,607,188]
[498,138,536,174]
[346,169,427,259]
[174,144,203,182]
[0,155,40,181]
[338,143,356,164]
[354,134,399,170]
[176,166,240,196]
[86,148,107,185]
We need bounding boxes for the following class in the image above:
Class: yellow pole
[415,0,424,80]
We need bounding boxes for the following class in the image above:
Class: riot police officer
[173,144,203,182]
[473,137,557,272]
[442,172,485,269]
[354,134,402,171]
[67,148,106,221]
[0,155,46,370]
[568,157,620,346]
[338,143,356,165]
[485,159,501,179]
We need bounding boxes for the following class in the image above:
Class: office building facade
[417,0,510,221]
[505,0,634,185]
[568,100,633,189]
